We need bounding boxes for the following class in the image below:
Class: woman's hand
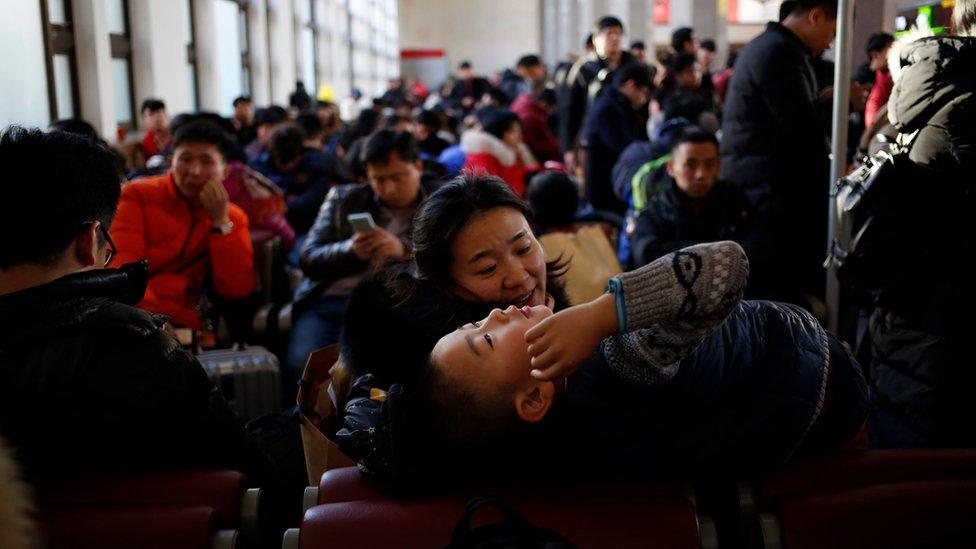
[524,293,618,381]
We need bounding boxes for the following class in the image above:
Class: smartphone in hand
[347,212,377,233]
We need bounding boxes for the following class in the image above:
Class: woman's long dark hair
[407,173,569,310]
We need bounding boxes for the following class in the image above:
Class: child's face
[431,304,553,398]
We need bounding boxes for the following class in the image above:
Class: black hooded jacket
[868,36,976,448]
[0,264,273,483]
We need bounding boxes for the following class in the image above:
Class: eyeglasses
[82,221,117,267]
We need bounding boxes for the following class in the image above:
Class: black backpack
[826,130,920,295]
[445,498,578,549]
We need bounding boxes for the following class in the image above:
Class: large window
[0,1,50,127]
[42,0,81,121]
[215,0,252,116]
[106,0,136,129]
[297,0,318,95]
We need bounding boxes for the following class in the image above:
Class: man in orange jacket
[110,121,255,329]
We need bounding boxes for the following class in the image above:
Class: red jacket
[139,129,171,161]
[461,130,538,196]
[510,93,560,162]
[865,69,894,126]
[110,173,255,328]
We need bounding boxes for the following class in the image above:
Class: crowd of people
[1,0,974,544]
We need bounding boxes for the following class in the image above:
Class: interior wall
[397,0,542,80]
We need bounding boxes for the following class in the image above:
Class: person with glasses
[0,126,273,485]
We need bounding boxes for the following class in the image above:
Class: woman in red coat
[462,108,539,196]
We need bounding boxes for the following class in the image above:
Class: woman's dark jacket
[631,177,756,268]
[0,266,273,483]
[868,36,976,448]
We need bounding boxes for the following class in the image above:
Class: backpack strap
[895,128,922,152]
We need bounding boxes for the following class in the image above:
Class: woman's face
[502,122,523,149]
[448,206,549,308]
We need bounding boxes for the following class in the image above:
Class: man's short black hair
[779,0,798,21]
[527,171,578,229]
[516,54,542,69]
[585,33,594,49]
[613,62,654,89]
[233,96,252,107]
[666,52,698,73]
[254,105,288,127]
[48,119,100,142]
[296,113,323,138]
[671,27,695,52]
[787,0,838,19]
[0,126,122,269]
[630,40,646,50]
[700,38,716,52]
[172,120,233,160]
[534,88,557,105]
[141,98,166,115]
[415,109,441,129]
[671,126,720,153]
[361,129,420,166]
[459,61,472,70]
[595,15,624,33]
[866,32,895,56]
[269,124,306,167]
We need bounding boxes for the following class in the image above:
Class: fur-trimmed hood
[460,130,538,167]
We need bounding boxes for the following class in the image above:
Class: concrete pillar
[248,0,272,106]
[128,0,193,118]
[852,0,898,69]
[72,0,116,140]
[267,0,298,105]
[191,0,221,112]
[628,0,651,48]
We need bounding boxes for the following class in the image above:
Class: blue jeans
[284,296,348,397]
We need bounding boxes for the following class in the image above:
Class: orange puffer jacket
[109,173,255,329]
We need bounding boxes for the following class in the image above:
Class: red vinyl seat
[295,496,707,549]
[39,504,236,549]
[760,480,976,549]
[37,469,254,528]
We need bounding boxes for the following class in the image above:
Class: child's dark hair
[526,171,579,230]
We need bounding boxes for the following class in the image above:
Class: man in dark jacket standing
[559,16,638,167]
[631,128,756,269]
[580,63,653,214]
[867,4,976,448]
[718,0,837,302]
[285,130,441,387]
[0,127,272,484]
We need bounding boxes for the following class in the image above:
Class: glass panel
[111,58,133,124]
[47,0,69,25]
[215,0,244,116]
[302,27,316,92]
[0,0,51,127]
[187,64,198,110]
[105,0,127,34]
[53,54,75,119]
[238,8,248,53]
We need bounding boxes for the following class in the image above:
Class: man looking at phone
[110,121,255,330]
[286,130,441,387]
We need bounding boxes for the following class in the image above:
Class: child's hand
[524,293,618,381]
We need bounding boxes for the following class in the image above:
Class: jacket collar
[766,21,812,56]
[460,130,517,166]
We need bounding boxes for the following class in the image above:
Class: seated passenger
[341,242,868,484]
[0,127,271,482]
[250,124,342,239]
[631,127,756,268]
[244,105,288,160]
[462,108,539,196]
[414,109,451,160]
[138,98,172,166]
[286,130,441,388]
[109,121,256,330]
[510,88,561,163]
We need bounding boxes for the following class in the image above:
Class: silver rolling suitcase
[197,345,282,421]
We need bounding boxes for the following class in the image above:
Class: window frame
[108,0,137,130]
[186,0,201,110]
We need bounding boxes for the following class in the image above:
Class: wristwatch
[210,220,234,235]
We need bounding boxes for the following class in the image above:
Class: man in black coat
[286,130,441,387]
[867,8,976,448]
[448,61,491,114]
[0,127,273,484]
[580,63,653,215]
[559,15,638,165]
[631,128,757,270]
[718,0,837,303]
